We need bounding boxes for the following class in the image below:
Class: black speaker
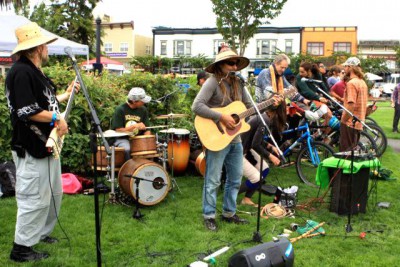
[228,238,294,267]
[329,167,370,215]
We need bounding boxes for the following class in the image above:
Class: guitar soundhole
[231,114,240,124]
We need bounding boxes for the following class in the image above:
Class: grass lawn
[0,101,399,266]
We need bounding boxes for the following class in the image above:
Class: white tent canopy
[0,15,89,57]
[365,72,383,81]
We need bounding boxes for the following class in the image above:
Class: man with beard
[339,57,368,151]
[5,22,79,262]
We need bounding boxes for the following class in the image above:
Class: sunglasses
[225,61,238,66]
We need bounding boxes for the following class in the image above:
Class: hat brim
[141,95,151,104]
[12,35,58,55]
[205,56,250,73]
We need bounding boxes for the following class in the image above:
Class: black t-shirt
[5,56,60,158]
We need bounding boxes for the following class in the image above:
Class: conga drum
[118,158,170,206]
[164,129,190,174]
[189,149,206,177]
[129,135,157,157]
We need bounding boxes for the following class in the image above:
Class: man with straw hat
[5,22,79,262]
[192,46,252,231]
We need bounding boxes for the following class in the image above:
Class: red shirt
[330,80,345,98]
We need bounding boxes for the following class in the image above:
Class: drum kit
[93,113,205,213]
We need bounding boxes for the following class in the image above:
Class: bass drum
[118,159,170,206]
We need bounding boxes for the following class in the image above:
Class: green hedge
[0,66,199,173]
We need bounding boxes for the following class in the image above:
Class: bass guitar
[194,87,297,151]
[46,78,78,159]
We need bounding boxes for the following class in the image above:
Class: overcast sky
[92,0,399,40]
[1,0,399,40]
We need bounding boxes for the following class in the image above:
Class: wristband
[50,112,57,126]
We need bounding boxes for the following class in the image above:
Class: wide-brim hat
[205,47,250,73]
[12,22,58,55]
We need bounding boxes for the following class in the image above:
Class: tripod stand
[124,175,169,219]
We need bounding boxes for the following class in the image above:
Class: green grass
[369,101,400,139]
[1,101,399,267]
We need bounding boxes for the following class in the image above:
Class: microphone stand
[242,80,284,243]
[123,175,168,219]
[69,54,110,267]
[314,85,364,233]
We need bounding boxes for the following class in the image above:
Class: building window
[120,42,129,52]
[307,42,324,56]
[285,40,293,54]
[173,40,192,56]
[146,45,151,55]
[256,39,277,56]
[333,42,351,53]
[214,40,226,55]
[104,43,112,52]
[160,41,167,55]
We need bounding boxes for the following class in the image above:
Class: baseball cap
[127,87,151,103]
[342,57,361,67]
[197,71,208,85]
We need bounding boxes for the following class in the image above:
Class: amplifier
[329,167,370,215]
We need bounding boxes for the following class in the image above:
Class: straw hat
[12,22,58,55]
[205,46,249,73]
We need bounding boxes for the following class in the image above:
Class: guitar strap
[269,65,284,94]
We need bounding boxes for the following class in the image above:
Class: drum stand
[106,146,118,204]
[157,138,181,193]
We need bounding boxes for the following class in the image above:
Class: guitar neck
[237,87,296,120]
[62,77,77,121]
[238,98,275,119]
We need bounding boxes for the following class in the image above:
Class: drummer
[111,87,152,161]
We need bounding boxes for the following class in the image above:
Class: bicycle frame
[265,122,321,166]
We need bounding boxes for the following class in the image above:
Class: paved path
[388,138,400,153]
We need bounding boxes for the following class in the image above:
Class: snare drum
[130,135,157,157]
[92,146,125,171]
[161,128,190,174]
[118,158,170,206]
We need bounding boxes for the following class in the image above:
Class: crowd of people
[4,21,392,263]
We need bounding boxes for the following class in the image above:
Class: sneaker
[204,218,217,231]
[10,243,49,262]
[260,184,278,196]
[221,214,249,224]
[41,236,59,244]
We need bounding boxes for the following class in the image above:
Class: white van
[382,73,400,96]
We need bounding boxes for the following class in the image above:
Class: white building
[152,27,302,76]
[358,40,399,73]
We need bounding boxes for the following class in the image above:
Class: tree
[211,0,287,55]
[30,0,97,52]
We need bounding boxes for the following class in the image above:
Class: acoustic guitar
[194,88,297,151]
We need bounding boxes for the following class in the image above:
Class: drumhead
[118,159,170,206]
[173,128,190,135]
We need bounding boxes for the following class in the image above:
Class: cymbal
[98,130,130,138]
[155,113,189,119]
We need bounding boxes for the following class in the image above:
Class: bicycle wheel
[365,116,378,125]
[358,131,378,155]
[296,141,335,187]
[363,124,387,157]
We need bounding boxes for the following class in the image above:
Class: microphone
[64,46,76,62]
[301,77,322,83]
[229,71,246,83]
